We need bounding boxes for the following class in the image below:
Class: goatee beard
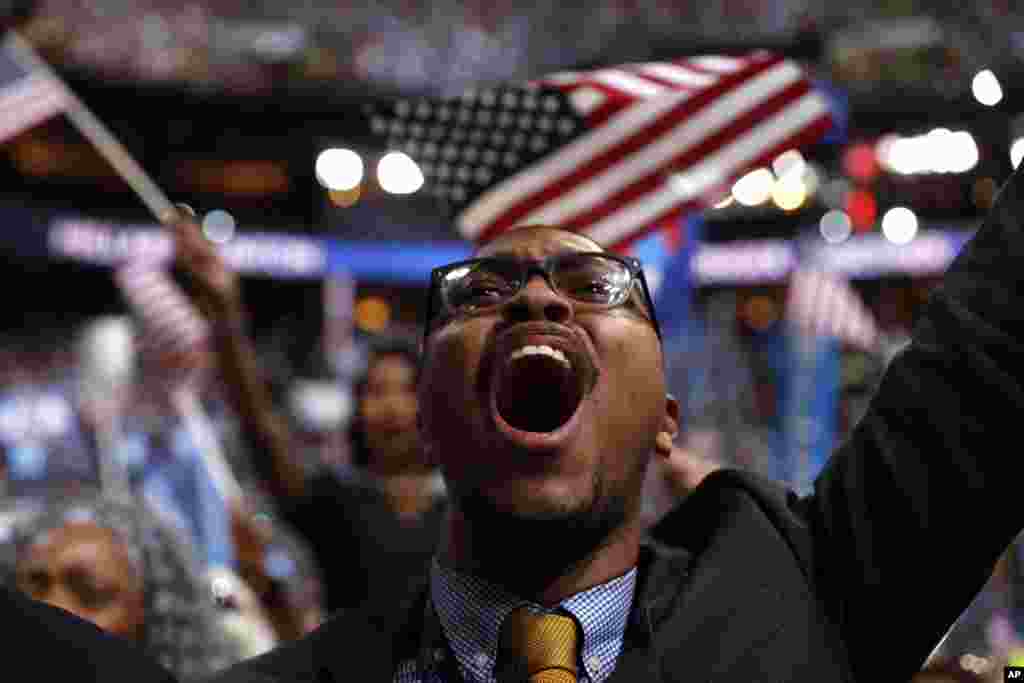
[453,475,628,598]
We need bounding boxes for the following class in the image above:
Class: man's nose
[504,274,573,324]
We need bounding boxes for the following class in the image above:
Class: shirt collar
[430,559,637,682]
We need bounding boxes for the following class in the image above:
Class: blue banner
[768,328,840,494]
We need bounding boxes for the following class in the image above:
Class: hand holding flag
[0,30,175,222]
[170,205,244,323]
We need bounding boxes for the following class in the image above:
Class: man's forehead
[474,226,604,260]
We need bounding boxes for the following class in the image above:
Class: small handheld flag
[0,31,175,222]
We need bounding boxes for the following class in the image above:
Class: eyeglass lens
[443,255,632,312]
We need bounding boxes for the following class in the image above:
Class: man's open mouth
[490,339,591,435]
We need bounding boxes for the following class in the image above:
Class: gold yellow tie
[498,608,580,683]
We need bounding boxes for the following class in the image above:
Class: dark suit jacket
[1,585,176,683]
[210,165,1024,682]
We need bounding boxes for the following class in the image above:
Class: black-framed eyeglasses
[422,252,662,343]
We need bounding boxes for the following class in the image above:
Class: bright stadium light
[732,167,774,206]
[1011,138,1024,169]
[972,69,1003,107]
[878,129,978,175]
[772,149,806,182]
[939,131,979,174]
[882,207,918,244]
[771,176,807,211]
[377,151,424,194]
[315,148,364,190]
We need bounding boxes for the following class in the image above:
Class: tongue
[495,354,582,433]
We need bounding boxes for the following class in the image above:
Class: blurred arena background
[0,1,1023,679]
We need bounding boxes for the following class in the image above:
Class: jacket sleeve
[805,164,1024,681]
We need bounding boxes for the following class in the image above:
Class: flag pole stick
[6,31,176,223]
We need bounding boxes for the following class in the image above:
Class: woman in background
[7,493,247,681]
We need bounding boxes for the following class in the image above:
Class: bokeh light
[732,168,774,206]
[328,185,362,207]
[881,207,918,244]
[377,151,424,194]
[202,209,236,244]
[354,296,391,332]
[819,209,853,244]
[972,69,1003,106]
[771,176,807,211]
[845,189,877,233]
[315,148,364,190]
[1011,138,1024,169]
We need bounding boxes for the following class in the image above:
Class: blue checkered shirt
[394,559,637,682]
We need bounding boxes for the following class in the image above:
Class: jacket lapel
[321,573,431,682]
[606,541,692,683]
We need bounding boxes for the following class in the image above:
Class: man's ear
[655,393,680,459]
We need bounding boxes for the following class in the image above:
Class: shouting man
[202,166,1024,682]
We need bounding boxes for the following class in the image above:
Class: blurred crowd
[13,0,1024,97]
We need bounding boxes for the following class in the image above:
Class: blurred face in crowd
[16,521,145,639]
[361,352,422,475]
[419,226,678,566]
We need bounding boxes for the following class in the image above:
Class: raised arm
[805,166,1024,679]
[171,207,306,501]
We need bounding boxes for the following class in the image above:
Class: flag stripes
[785,268,879,351]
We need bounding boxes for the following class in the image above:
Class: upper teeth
[507,345,571,368]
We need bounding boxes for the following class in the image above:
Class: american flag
[0,33,68,143]
[369,51,833,250]
[113,261,211,372]
[785,267,879,352]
